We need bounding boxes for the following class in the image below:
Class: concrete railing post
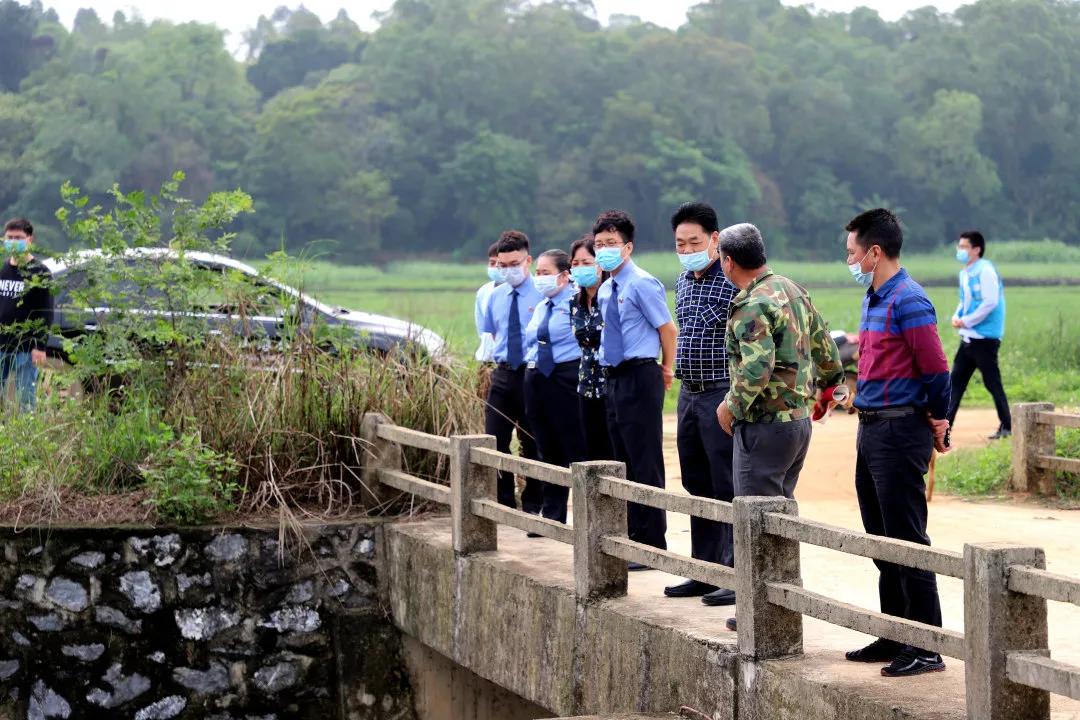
[572,461,628,600]
[360,412,402,508]
[1011,403,1055,494]
[964,542,1049,720]
[733,496,803,659]
[450,434,498,554]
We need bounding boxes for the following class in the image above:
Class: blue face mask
[533,275,562,298]
[955,248,970,264]
[848,249,877,289]
[487,266,503,283]
[4,239,28,255]
[595,247,624,272]
[571,265,599,288]
[678,248,713,273]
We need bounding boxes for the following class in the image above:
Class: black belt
[858,406,917,422]
[602,358,656,377]
[526,360,578,372]
[495,362,525,372]
[681,379,728,394]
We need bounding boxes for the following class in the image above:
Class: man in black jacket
[0,218,53,411]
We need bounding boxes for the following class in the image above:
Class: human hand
[812,386,839,422]
[928,415,951,453]
[716,400,734,436]
[31,349,47,367]
[951,317,963,329]
[660,363,674,391]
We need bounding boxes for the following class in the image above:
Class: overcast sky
[44,0,966,43]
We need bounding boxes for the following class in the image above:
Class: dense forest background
[2,0,1079,261]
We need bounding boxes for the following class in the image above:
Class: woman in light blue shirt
[523,249,588,525]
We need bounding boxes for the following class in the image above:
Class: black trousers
[947,338,1011,431]
[580,395,615,461]
[484,366,542,512]
[605,361,667,550]
[676,384,734,567]
[855,414,943,638]
[524,363,587,523]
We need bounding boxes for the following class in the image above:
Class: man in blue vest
[946,230,1010,440]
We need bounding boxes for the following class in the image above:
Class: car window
[52,269,87,307]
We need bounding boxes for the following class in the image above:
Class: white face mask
[533,274,562,297]
[502,266,527,287]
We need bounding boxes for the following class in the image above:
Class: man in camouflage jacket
[715,223,844,498]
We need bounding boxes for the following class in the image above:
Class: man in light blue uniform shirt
[480,231,544,513]
[474,241,502,363]
[947,230,1011,439]
[522,249,587,525]
[593,210,677,558]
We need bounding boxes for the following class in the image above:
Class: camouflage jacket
[724,270,844,424]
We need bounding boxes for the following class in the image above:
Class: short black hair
[670,202,719,234]
[487,241,500,258]
[719,223,767,269]
[3,218,33,236]
[960,230,985,258]
[592,210,635,244]
[569,233,595,259]
[497,230,530,254]
[538,249,571,273]
[846,208,903,259]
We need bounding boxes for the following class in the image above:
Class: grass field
[282,250,1080,410]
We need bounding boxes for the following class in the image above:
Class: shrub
[0,174,482,525]
[141,429,240,523]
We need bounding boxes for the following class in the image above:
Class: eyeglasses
[593,239,624,249]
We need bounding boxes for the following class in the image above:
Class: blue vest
[959,259,1005,340]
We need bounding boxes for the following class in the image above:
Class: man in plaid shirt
[663,202,740,607]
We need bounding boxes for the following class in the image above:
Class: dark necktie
[507,289,523,369]
[602,278,624,366]
[537,301,555,377]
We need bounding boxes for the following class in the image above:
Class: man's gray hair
[719,223,767,269]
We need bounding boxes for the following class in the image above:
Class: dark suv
[42,249,447,360]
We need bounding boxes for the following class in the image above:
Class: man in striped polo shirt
[842,208,952,678]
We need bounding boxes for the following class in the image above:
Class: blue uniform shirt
[525,283,582,365]
[481,275,544,364]
[597,259,672,367]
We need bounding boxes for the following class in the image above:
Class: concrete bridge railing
[360,412,1080,720]
[1011,403,1080,494]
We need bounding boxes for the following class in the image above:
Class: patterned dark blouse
[569,290,606,399]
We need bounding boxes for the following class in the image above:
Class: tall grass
[0,344,482,525]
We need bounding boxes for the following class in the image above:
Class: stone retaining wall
[0,522,413,720]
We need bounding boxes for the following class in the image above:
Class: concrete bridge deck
[386,517,1080,720]
[381,407,1080,719]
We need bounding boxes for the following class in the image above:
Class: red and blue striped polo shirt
[855,268,951,419]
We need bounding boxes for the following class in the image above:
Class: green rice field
[283,249,1080,409]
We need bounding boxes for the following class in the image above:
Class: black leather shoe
[663,579,718,598]
[880,647,946,677]
[701,588,736,606]
[988,428,1012,440]
[627,562,650,572]
[845,638,902,663]
[725,617,737,632]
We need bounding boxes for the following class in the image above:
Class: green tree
[439,130,538,254]
[0,0,55,92]
[896,90,1002,207]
